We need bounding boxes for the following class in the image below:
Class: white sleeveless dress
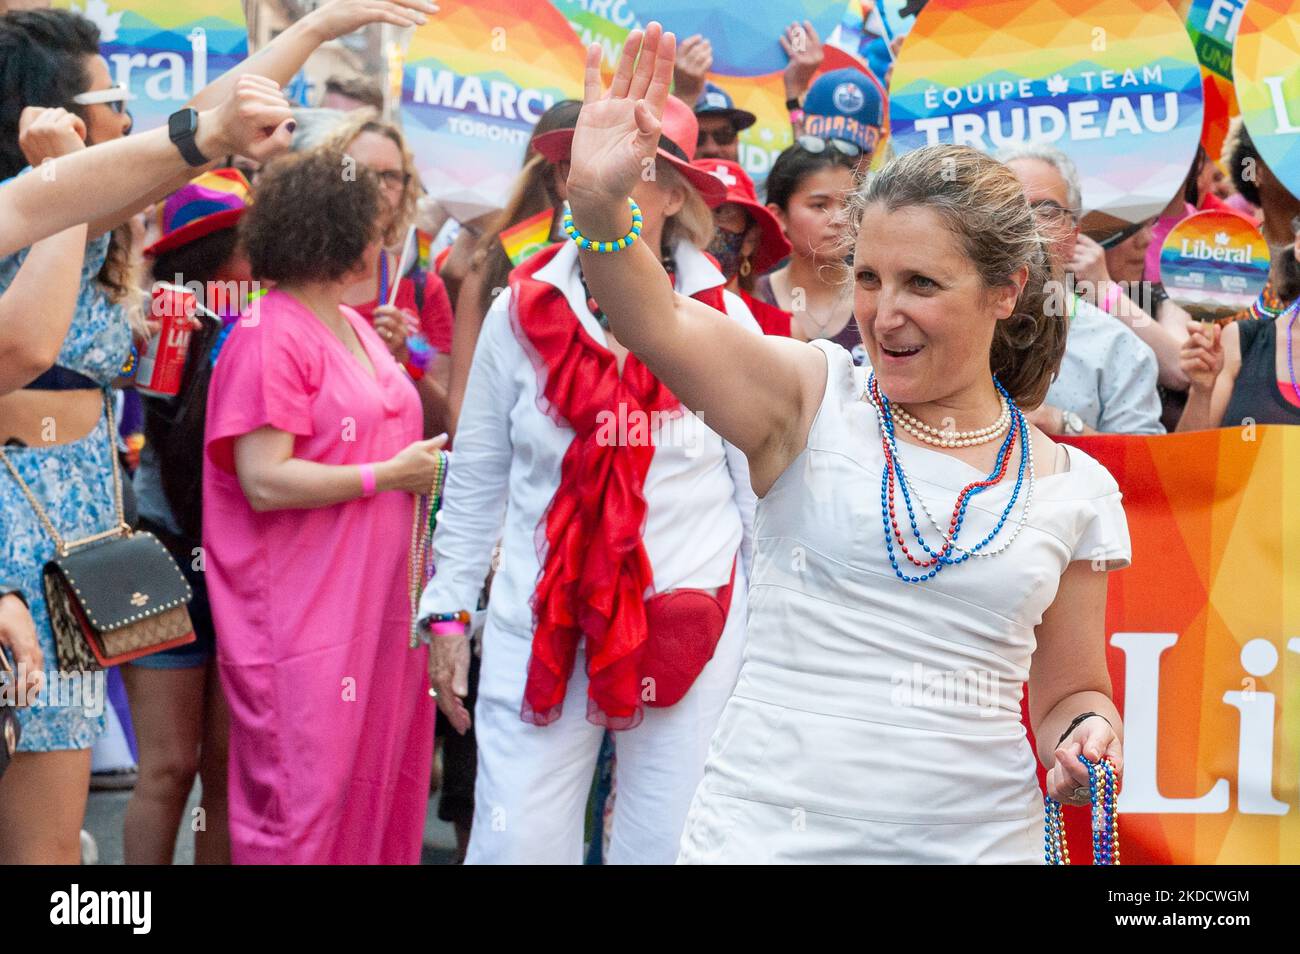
[677,340,1132,864]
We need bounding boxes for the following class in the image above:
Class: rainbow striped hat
[145,167,252,257]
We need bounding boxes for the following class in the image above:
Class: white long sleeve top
[417,239,759,638]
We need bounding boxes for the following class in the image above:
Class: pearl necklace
[899,417,1035,559]
[892,395,1011,447]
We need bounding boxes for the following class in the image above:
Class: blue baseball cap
[802,68,886,155]
[694,81,757,131]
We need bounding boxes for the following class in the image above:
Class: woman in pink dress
[203,148,446,864]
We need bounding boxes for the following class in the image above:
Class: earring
[740,258,752,277]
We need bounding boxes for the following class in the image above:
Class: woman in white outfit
[564,25,1130,864]
[418,94,759,864]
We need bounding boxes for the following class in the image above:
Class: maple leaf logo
[1214,231,1230,245]
[72,0,123,43]
[1046,74,1069,96]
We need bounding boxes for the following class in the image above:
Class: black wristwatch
[784,96,803,112]
[168,107,208,167]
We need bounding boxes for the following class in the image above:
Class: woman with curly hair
[203,148,445,864]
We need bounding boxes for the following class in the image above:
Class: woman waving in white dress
[564,24,1130,863]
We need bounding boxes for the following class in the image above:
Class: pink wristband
[1101,282,1124,314]
[358,463,377,497]
[429,620,467,636]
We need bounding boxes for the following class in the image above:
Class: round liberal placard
[1233,0,1300,202]
[1158,210,1270,322]
[888,0,1204,240]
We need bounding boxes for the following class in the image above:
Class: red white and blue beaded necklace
[865,372,1033,584]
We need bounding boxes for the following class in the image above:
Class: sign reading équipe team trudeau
[888,0,1204,240]
[1158,210,1270,322]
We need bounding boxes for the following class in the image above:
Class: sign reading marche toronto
[401,0,587,222]
[888,0,1204,240]
[1158,210,1271,323]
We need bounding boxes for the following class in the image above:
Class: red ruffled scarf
[510,244,726,728]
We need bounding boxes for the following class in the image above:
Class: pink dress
[203,290,434,864]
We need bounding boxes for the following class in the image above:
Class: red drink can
[137,283,197,397]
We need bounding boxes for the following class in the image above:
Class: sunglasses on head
[72,84,132,115]
[698,126,739,147]
[795,135,862,159]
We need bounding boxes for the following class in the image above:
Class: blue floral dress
[0,233,131,750]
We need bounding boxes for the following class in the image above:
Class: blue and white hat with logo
[693,81,757,131]
[802,68,886,156]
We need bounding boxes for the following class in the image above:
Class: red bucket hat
[692,158,792,274]
[144,167,252,258]
[533,95,727,207]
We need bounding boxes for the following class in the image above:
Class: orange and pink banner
[1030,427,1300,864]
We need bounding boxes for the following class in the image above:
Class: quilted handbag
[0,395,194,671]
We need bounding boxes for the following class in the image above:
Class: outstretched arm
[78,0,437,240]
[0,77,294,257]
[566,24,824,495]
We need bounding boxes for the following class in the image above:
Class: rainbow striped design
[499,209,556,266]
[1233,0,1300,203]
[889,0,1203,232]
[1185,0,1244,159]
[54,0,247,135]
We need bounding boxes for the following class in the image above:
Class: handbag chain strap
[0,393,129,558]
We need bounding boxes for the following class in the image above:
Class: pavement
[83,780,461,865]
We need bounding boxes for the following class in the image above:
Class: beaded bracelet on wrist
[426,611,470,625]
[563,197,642,253]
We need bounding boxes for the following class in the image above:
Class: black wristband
[785,96,803,111]
[1056,711,1111,747]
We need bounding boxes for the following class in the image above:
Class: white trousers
[465,578,747,865]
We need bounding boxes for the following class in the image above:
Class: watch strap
[169,109,208,167]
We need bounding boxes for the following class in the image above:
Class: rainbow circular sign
[888,0,1204,239]
[1158,210,1270,322]
[1233,0,1300,202]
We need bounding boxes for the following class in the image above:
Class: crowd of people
[0,2,1296,866]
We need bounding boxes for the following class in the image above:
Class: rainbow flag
[498,209,556,267]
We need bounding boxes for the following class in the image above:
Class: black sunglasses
[698,126,738,147]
